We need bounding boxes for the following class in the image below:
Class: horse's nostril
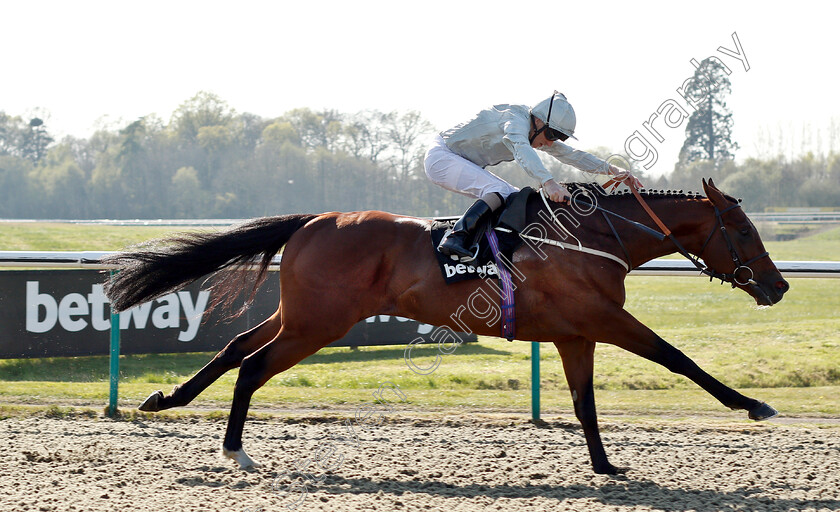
[776,280,789,294]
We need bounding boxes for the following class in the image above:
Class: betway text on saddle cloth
[443,261,500,279]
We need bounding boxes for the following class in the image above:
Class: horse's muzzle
[750,277,789,306]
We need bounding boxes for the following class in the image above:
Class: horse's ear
[702,177,728,208]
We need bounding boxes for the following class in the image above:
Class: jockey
[425,91,642,262]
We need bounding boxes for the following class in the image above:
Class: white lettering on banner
[58,293,89,332]
[119,301,153,330]
[26,281,57,334]
[416,323,433,335]
[152,294,180,329]
[177,291,209,342]
[363,314,434,335]
[24,281,210,342]
[88,285,110,331]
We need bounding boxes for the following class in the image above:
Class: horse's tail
[102,214,317,313]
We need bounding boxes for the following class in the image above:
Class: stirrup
[448,243,480,263]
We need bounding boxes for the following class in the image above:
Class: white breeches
[424,135,518,200]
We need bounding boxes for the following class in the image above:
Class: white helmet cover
[530,92,577,140]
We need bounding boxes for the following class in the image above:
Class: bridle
[695,202,770,287]
[578,180,771,288]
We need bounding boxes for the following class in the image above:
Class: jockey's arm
[541,142,643,189]
[500,121,555,185]
[499,116,641,202]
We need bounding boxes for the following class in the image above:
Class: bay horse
[102,178,789,475]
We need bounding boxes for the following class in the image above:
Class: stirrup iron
[449,243,480,263]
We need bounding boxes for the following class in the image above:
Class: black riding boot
[438,199,493,262]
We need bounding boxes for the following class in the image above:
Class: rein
[508,182,770,286]
[602,178,771,287]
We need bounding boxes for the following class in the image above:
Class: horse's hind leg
[139,307,283,412]
[555,338,620,475]
[221,327,342,468]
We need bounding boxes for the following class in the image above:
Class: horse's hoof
[593,462,627,475]
[223,447,262,469]
[138,390,164,412]
[748,402,779,421]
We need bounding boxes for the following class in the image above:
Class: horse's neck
[613,196,713,267]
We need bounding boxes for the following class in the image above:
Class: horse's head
[699,178,789,306]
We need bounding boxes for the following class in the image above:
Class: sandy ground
[1,412,839,512]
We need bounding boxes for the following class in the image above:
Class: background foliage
[1,91,839,219]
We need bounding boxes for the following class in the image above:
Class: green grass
[762,225,840,261]
[0,222,208,251]
[0,222,838,418]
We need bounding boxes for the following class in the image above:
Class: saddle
[429,188,532,341]
[430,187,532,284]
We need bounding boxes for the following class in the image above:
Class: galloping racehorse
[103,179,788,474]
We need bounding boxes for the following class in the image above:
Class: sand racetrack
[1,412,839,512]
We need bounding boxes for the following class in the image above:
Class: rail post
[107,270,120,417]
[531,341,540,420]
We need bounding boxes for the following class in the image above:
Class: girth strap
[494,227,630,272]
[486,229,516,341]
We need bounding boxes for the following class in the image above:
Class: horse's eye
[739,227,751,236]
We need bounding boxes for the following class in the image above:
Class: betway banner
[0,270,474,359]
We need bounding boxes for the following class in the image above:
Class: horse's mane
[564,181,740,203]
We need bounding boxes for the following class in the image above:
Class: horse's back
[284,209,430,257]
[279,210,435,297]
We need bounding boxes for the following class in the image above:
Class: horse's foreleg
[593,309,777,420]
[222,328,336,468]
[555,338,620,475]
[139,307,283,412]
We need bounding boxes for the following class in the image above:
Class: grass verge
[0,224,837,420]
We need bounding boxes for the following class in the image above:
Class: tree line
[663,57,839,211]
[0,92,472,219]
[1,91,838,220]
